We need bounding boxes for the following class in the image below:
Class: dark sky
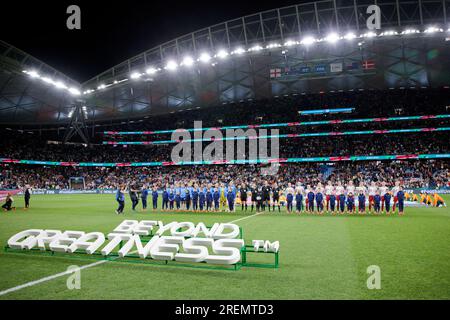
[1,0,304,82]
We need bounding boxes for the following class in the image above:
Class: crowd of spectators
[1,132,448,163]
[1,160,448,191]
[1,88,448,191]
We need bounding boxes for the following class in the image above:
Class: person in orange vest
[433,193,446,207]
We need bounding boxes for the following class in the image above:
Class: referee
[262,181,272,211]
[240,183,248,211]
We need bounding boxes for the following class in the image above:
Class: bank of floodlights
[28,25,440,96]
[22,70,81,96]
[424,26,444,33]
[215,49,229,59]
[343,32,357,40]
[232,47,246,55]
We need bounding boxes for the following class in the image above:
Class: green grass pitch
[0,194,449,300]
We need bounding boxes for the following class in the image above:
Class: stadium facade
[1,0,450,127]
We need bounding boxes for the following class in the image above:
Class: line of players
[283,180,405,215]
[115,180,406,215]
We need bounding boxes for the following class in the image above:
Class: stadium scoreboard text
[5,220,280,269]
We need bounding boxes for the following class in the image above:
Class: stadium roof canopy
[1,0,450,126]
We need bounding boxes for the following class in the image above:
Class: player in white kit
[368,181,378,213]
[391,181,401,213]
[378,182,389,213]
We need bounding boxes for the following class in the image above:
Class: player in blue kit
[397,186,405,215]
[315,186,324,215]
[329,193,336,214]
[151,186,158,210]
[141,185,149,211]
[168,188,175,210]
[192,184,199,211]
[199,185,206,211]
[347,192,355,213]
[162,186,169,211]
[180,185,186,210]
[213,187,220,211]
[339,193,346,214]
[206,186,213,211]
[285,183,294,213]
[384,192,392,214]
[226,186,236,212]
[295,187,303,213]
[175,188,181,210]
[373,194,381,214]
[306,185,315,213]
[358,192,366,214]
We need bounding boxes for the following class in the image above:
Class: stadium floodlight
[182,56,195,67]
[130,72,142,80]
[362,31,377,38]
[344,32,357,40]
[381,30,398,36]
[68,87,81,96]
[249,45,263,52]
[325,32,340,43]
[300,36,316,46]
[28,70,40,78]
[98,84,106,90]
[165,60,178,71]
[284,40,298,47]
[199,53,211,63]
[41,77,55,85]
[266,43,281,49]
[402,28,420,35]
[424,26,442,33]
[233,47,246,55]
[54,81,68,89]
[146,67,157,75]
[216,49,229,59]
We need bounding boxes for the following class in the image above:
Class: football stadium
[0,0,449,303]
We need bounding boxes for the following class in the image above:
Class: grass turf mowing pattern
[0,194,449,300]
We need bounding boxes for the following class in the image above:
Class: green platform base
[4,244,279,271]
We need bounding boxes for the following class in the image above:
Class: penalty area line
[0,212,263,297]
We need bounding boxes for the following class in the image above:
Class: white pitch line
[0,212,263,297]
[228,212,264,224]
[0,260,106,296]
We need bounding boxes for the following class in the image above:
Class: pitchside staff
[24,185,31,209]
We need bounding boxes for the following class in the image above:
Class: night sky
[1,0,304,82]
